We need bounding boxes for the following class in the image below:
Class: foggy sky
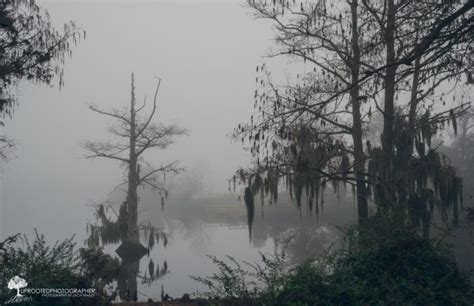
[0,0,274,240]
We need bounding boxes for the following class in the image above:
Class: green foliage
[2,230,80,294]
[78,247,121,294]
[273,259,330,306]
[191,242,290,305]
[191,255,260,303]
[195,217,473,306]
[326,216,472,305]
[0,230,119,305]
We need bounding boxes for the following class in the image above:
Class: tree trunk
[350,0,369,223]
[381,0,397,207]
[127,73,139,243]
[404,57,421,205]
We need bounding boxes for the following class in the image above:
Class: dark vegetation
[232,0,472,233]
[0,230,120,305]
[0,0,473,304]
[213,0,474,304]
[0,0,82,118]
[194,216,473,306]
[0,0,82,162]
[1,219,472,305]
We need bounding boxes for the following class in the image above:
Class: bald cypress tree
[83,73,186,244]
[236,0,472,234]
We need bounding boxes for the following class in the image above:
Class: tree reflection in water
[86,204,169,302]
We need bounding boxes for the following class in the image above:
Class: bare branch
[82,140,129,163]
[136,77,161,138]
[88,104,130,125]
[136,124,188,157]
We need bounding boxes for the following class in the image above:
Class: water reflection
[123,186,356,300]
[244,187,255,242]
[85,200,170,302]
[116,242,144,301]
[77,183,474,302]
[2,172,474,302]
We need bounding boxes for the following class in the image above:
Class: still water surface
[2,177,472,301]
[1,175,355,300]
[107,191,353,300]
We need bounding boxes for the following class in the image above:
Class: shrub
[195,216,473,306]
[0,230,119,305]
[191,242,290,305]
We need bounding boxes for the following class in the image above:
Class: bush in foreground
[194,216,473,306]
[0,230,120,305]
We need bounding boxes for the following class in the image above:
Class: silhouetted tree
[0,0,82,163]
[360,0,471,233]
[83,73,187,244]
[83,74,182,302]
[0,0,82,122]
[235,0,472,234]
[234,0,380,223]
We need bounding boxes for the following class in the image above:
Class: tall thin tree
[83,73,187,243]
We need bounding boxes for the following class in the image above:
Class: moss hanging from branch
[233,123,352,217]
[368,112,464,235]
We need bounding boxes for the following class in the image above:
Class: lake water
[117,190,355,300]
[1,172,356,301]
[2,174,473,301]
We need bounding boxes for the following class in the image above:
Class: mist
[1,0,473,304]
[1,0,274,242]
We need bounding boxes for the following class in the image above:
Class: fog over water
[0,0,276,241]
[0,1,353,298]
[2,0,473,302]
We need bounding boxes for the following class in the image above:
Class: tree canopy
[233,0,473,235]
